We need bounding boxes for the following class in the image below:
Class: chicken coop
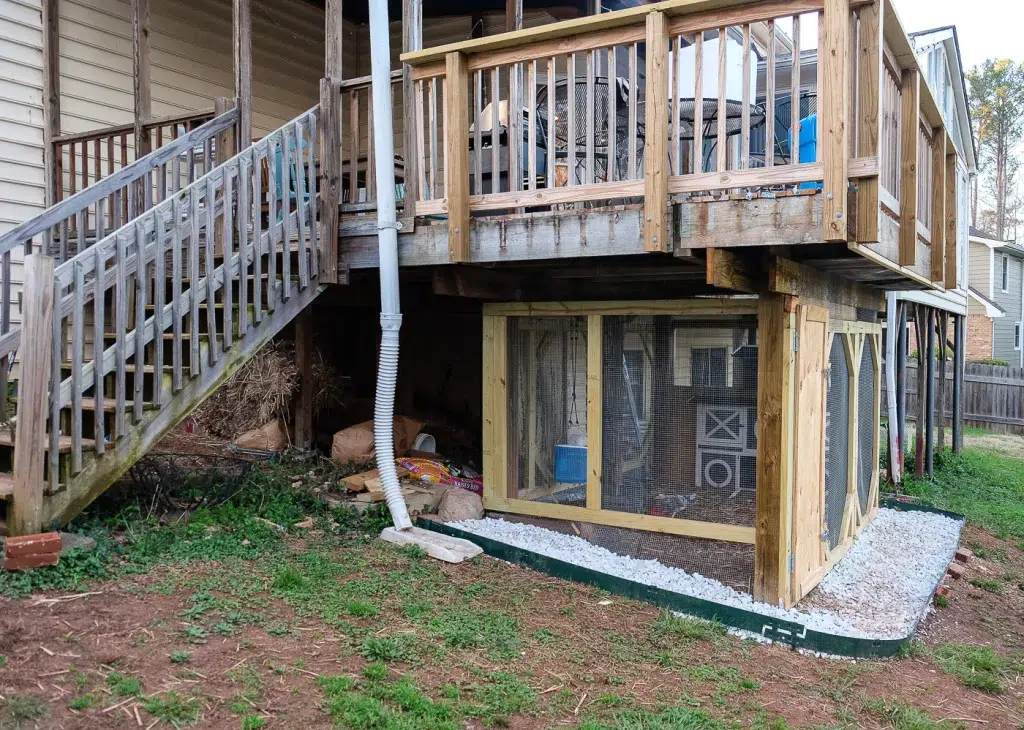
[482,297,882,606]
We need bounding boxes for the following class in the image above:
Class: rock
[234,420,288,452]
[59,533,97,554]
[380,526,482,563]
[434,487,484,523]
[254,517,286,534]
[293,517,315,529]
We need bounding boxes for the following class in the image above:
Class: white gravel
[449,507,963,640]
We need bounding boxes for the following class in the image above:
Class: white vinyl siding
[992,254,1023,363]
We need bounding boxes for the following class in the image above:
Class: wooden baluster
[307,112,318,279]
[94,138,104,238]
[56,144,64,204]
[71,260,84,473]
[694,32,704,174]
[366,88,375,203]
[93,245,106,453]
[170,197,183,393]
[585,51,595,185]
[547,56,555,187]
[112,188,122,233]
[766,19,776,168]
[133,218,146,422]
[717,27,727,174]
[238,154,250,337]
[252,147,263,323]
[266,136,279,312]
[107,137,115,225]
[75,209,85,259]
[152,207,165,406]
[204,137,213,180]
[474,70,483,195]
[280,131,292,300]
[429,78,439,199]
[672,35,682,175]
[567,54,576,185]
[528,60,537,191]
[293,122,309,290]
[156,125,166,201]
[415,79,427,200]
[490,68,500,194]
[608,46,616,183]
[115,231,127,437]
[205,176,219,364]
[509,62,521,194]
[791,15,801,165]
[628,43,637,179]
[741,25,751,170]
[60,218,68,262]
[189,188,201,377]
[69,142,76,226]
[350,89,360,204]
[81,140,89,232]
[222,168,234,350]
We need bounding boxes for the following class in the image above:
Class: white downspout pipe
[368,0,412,529]
[885,292,900,484]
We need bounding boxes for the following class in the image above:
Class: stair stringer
[40,282,326,529]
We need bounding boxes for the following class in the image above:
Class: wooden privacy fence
[882,362,1024,433]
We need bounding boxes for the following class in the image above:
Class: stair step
[0,428,97,454]
[0,471,11,501]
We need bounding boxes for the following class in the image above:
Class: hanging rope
[568,317,581,427]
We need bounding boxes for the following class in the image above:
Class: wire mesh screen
[857,341,877,515]
[824,336,850,551]
[506,316,589,504]
[600,315,758,526]
[491,511,755,592]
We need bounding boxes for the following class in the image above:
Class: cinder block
[955,547,973,564]
[5,532,61,559]
[946,562,965,580]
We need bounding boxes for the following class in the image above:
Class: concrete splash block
[380,526,483,564]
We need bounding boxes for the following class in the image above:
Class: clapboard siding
[967,241,992,297]
[58,0,332,139]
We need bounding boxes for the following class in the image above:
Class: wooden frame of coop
[482,296,882,607]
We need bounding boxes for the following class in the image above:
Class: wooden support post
[233,0,252,152]
[952,313,964,453]
[706,248,756,293]
[505,0,522,32]
[643,11,669,252]
[930,131,946,283]
[445,52,470,262]
[293,306,314,450]
[820,0,850,242]
[854,0,882,243]
[11,255,55,537]
[319,78,341,284]
[402,0,422,213]
[937,311,947,451]
[214,96,231,258]
[945,152,958,289]
[754,292,795,605]
[913,305,926,477]
[41,0,60,214]
[131,0,151,156]
[898,70,919,266]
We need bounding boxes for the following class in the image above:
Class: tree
[968,59,1024,239]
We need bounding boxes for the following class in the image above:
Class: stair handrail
[0,107,238,260]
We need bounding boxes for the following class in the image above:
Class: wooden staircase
[0,105,324,537]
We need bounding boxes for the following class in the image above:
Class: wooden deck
[334,0,957,293]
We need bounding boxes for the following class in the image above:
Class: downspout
[368,0,412,530]
[885,293,900,485]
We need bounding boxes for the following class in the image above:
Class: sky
[894,0,1023,71]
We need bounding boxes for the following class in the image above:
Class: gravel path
[449,507,963,640]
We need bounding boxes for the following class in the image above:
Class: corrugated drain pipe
[368,0,411,529]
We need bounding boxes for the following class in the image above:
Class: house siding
[991,252,1024,365]
[968,241,992,297]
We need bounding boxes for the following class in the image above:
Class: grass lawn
[901,447,1024,542]
[0,454,1021,728]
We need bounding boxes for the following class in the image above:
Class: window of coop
[506,315,590,506]
[601,314,758,526]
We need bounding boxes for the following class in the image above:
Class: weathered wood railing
[11,106,321,533]
[54,106,220,211]
[334,71,405,213]
[0,107,237,424]
[399,0,958,288]
[404,0,856,259]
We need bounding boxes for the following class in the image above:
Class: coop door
[790,304,829,602]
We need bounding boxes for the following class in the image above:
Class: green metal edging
[418,500,965,659]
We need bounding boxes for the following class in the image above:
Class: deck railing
[399,0,957,285]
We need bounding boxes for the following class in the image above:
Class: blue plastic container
[792,113,820,190]
[554,444,587,483]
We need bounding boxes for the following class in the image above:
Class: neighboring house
[967,227,1022,363]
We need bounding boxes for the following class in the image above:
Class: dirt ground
[1,522,1022,729]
